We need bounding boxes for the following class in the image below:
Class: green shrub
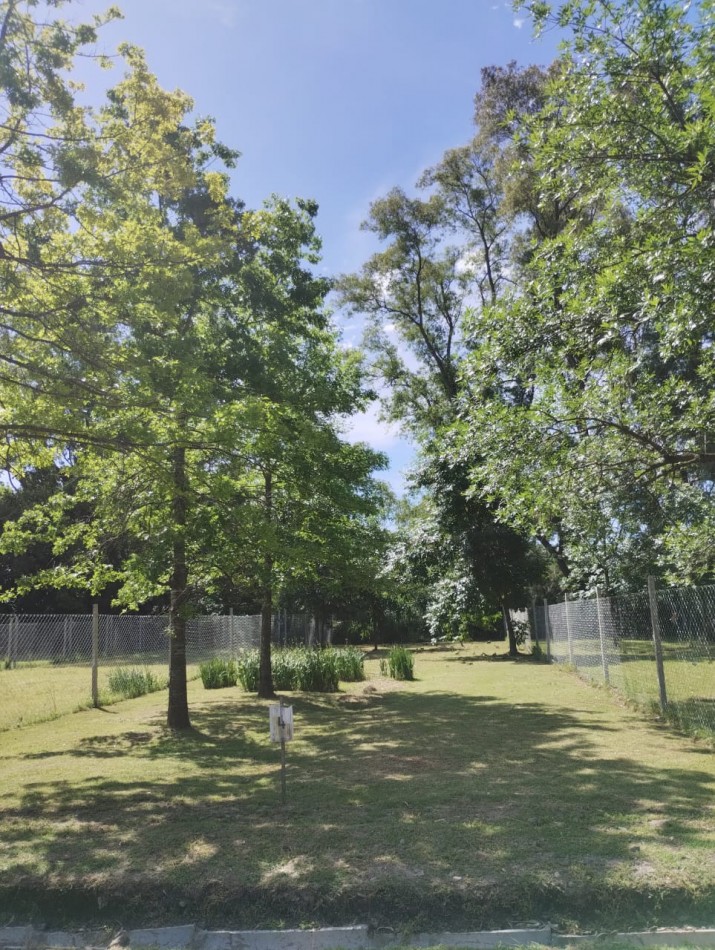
[333,646,365,682]
[235,650,259,691]
[108,667,165,699]
[292,648,339,692]
[386,645,414,680]
[200,657,239,689]
[236,647,341,693]
[271,649,298,690]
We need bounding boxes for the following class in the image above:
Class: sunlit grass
[0,642,713,932]
[553,637,714,740]
[0,658,199,731]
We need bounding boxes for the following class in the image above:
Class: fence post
[542,598,552,662]
[596,587,610,685]
[8,615,17,669]
[647,576,668,714]
[229,607,235,656]
[92,604,99,708]
[530,595,539,647]
[564,593,574,664]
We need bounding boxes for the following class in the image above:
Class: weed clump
[333,646,365,682]
[382,645,414,680]
[199,657,239,689]
[234,646,363,693]
[235,651,259,691]
[108,667,165,699]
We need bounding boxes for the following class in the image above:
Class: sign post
[269,698,294,805]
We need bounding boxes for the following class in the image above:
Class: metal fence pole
[647,576,668,714]
[92,604,100,708]
[542,598,552,662]
[9,615,18,669]
[565,593,574,664]
[530,595,539,646]
[230,607,235,656]
[596,587,610,685]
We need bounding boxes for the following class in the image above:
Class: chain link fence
[0,611,313,732]
[530,581,715,740]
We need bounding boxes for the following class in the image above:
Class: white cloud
[513,17,525,28]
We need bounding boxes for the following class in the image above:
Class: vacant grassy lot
[0,644,713,932]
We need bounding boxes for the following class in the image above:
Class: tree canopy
[342,0,715,610]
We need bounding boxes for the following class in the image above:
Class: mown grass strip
[0,644,712,932]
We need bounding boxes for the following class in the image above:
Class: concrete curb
[1,924,714,950]
[553,932,715,948]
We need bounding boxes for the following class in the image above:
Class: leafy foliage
[338,108,545,641]
[459,0,715,588]
[343,0,715,597]
[0,2,387,726]
[199,658,239,690]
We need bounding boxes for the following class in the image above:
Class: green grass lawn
[0,658,198,731]
[0,644,713,933]
[554,638,714,740]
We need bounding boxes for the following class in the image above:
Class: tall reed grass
[233,646,364,693]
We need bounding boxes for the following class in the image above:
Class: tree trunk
[371,609,379,651]
[502,601,518,657]
[258,470,275,698]
[167,444,191,730]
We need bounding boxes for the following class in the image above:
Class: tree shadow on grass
[1,687,713,931]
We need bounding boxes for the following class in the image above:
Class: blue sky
[93,0,562,494]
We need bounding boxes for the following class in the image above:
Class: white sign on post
[269,703,294,742]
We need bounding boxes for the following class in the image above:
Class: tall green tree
[0,3,386,724]
[458,0,715,589]
[338,68,554,638]
[0,1,244,726]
